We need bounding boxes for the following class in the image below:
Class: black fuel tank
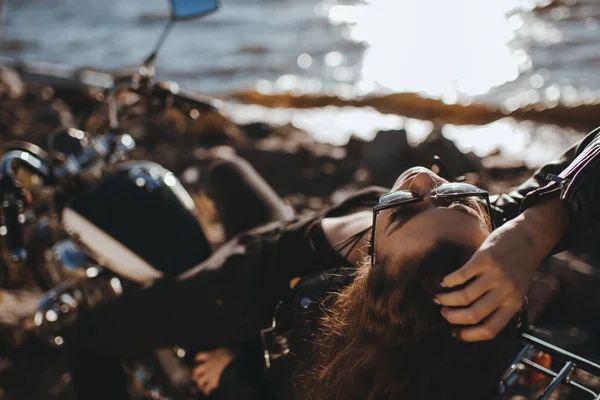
[66,161,211,280]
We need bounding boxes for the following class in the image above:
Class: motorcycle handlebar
[0,150,50,265]
[0,150,52,184]
[53,132,135,180]
[0,151,43,265]
[0,133,134,267]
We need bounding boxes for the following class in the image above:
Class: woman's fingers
[192,364,207,380]
[454,306,519,342]
[192,348,234,396]
[196,376,209,393]
[441,252,490,289]
[440,288,506,325]
[435,269,498,307]
[195,352,210,362]
[196,373,218,396]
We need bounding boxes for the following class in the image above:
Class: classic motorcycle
[0,0,223,399]
[1,0,600,399]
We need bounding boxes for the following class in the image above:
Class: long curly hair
[299,240,518,400]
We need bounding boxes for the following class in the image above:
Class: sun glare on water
[327,0,520,100]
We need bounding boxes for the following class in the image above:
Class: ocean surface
[2,0,600,166]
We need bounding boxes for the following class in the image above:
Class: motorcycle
[0,0,223,398]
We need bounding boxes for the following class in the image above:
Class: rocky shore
[2,61,600,398]
[0,63,532,209]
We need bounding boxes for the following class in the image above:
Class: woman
[66,127,599,399]
[255,169,523,400]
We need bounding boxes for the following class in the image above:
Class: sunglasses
[369,181,493,268]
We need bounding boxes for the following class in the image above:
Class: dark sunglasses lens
[379,191,418,206]
[436,182,481,195]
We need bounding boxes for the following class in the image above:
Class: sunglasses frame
[369,182,493,268]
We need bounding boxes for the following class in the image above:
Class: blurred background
[2,0,599,165]
[2,1,600,399]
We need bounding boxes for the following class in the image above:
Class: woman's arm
[436,192,569,341]
[490,126,600,234]
[436,126,600,341]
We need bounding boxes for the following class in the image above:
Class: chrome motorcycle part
[52,131,134,181]
[48,128,91,160]
[498,332,600,399]
[48,239,99,282]
[34,279,83,348]
[0,178,30,283]
[4,141,50,162]
[34,266,123,348]
[0,149,52,183]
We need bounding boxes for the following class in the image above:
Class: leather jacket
[490,126,600,245]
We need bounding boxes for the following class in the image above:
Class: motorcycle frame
[498,332,600,400]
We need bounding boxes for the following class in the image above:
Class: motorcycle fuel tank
[62,161,211,283]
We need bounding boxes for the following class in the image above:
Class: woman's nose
[408,172,438,196]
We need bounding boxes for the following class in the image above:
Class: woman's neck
[321,210,373,267]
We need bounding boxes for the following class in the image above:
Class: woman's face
[373,167,491,271]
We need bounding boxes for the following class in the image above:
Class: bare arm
[436,193,569,341]
[435,125,600,342]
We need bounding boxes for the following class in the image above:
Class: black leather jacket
[490,126,600,243]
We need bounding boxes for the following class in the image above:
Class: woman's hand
[435,194,569,342]
[192,347,235,396]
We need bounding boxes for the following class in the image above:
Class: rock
[145,108,247,148]
[186,111,247,147]
[416,127,482,178]
[345,135,367,158]
[29,98,74,137]
[360,129,415,187]
[1,84,74,144]
[241,122,276,140]
[0,66,24,100]
[543,252,600,335]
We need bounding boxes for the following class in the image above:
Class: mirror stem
[142,19,174,68]
[0,0,5,42]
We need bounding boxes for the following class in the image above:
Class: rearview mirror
[169,0,219,21]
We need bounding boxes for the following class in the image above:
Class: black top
[249,187,386,398]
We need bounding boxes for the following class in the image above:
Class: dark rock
[360,129,415,187]
[542,252,600,336]
[345,135,367,158]
[241,122,277,140]
[416,128,482,178]
[187,111,247,147]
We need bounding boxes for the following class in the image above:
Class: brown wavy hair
[299,240,518,400]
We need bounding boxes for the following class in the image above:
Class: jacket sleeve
[490,126,600,240]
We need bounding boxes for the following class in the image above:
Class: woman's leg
[202,156,294,239]
[67,156,290,399]
[66,240,264,400]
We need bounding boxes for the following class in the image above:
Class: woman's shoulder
[235,186,386,256]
